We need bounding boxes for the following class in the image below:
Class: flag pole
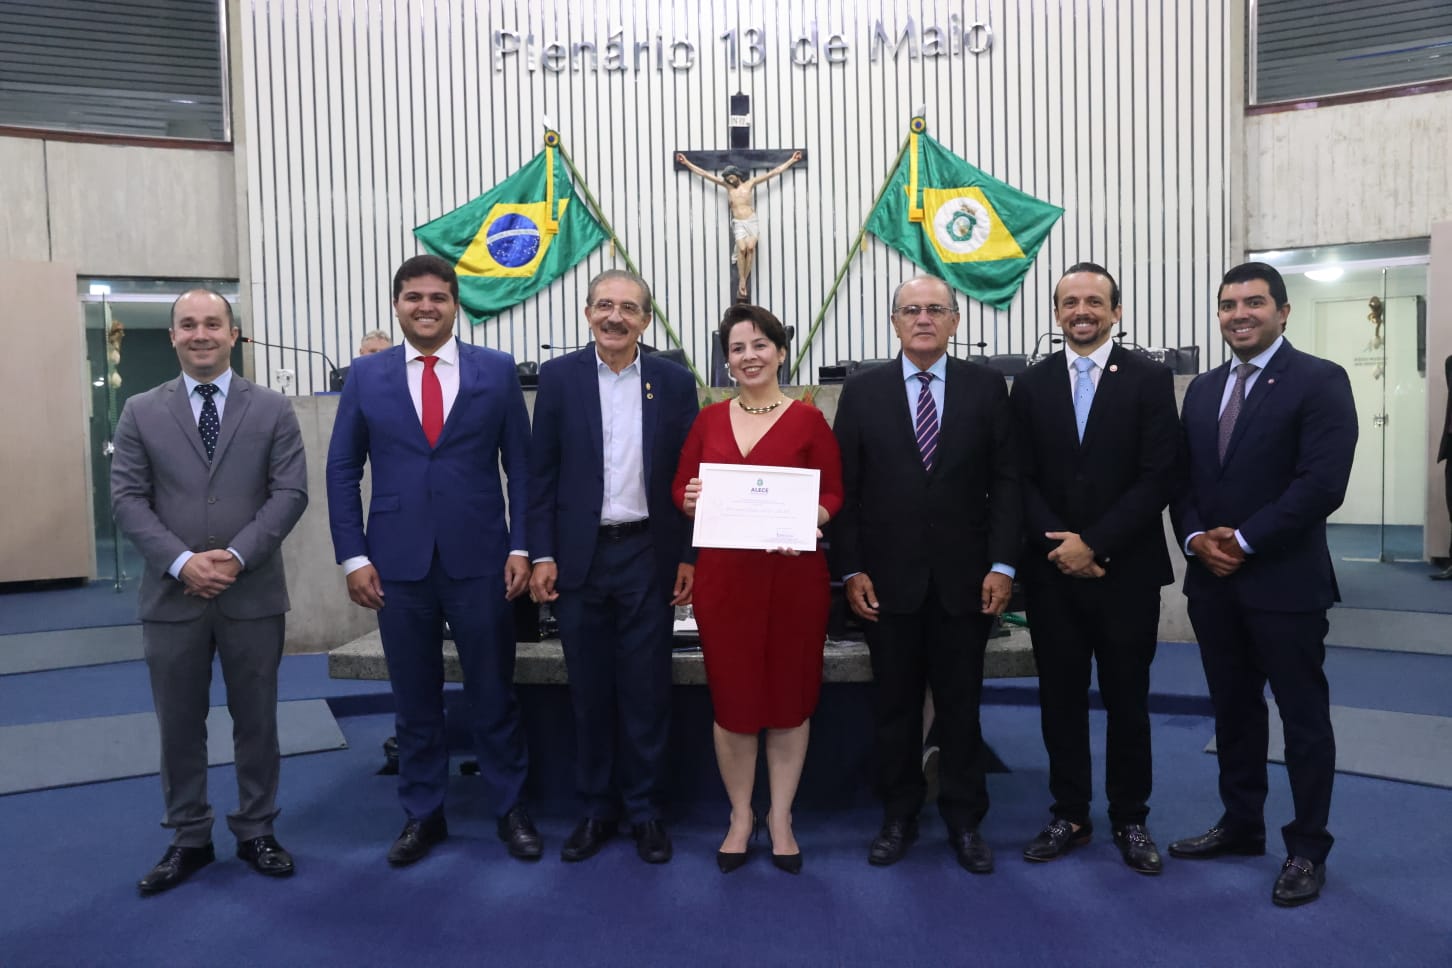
[555,137,707,388]
[789,132,912,382]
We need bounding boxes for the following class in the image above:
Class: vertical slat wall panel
[241,0,1232,393]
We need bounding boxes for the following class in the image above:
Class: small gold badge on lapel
[647,393,654,400]
[646,381,653,399]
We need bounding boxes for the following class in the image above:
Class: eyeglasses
[893,304,955,319]
[589,299,646,318]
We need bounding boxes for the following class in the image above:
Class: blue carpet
[1,704,1450,967]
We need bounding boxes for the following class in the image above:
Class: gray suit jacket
[111,373,309,622]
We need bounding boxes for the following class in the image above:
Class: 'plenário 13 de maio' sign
[493,16,995,74]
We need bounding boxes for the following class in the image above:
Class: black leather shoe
[948,828,994,874]
[1431,564,1452,581]
[388,815,447,867]
[1112,825,1163,875]
[137,843,215,896]
[868,818,919,866]
[560,818,617,862]
[632,820,673,864]
[1167,825,1266,860]
[1023,818,1092,862]
[236,835,295,877]
[1272,856,1326,907]
[497,804,543,861]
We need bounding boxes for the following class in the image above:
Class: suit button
[208,497,217,504]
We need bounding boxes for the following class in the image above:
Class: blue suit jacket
[1172,339,1357,612]
[326,342,531,582]
[526,345,699,594]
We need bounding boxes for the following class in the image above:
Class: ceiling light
[1304,267,1343,282]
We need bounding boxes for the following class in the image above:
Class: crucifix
[674,92,807,305]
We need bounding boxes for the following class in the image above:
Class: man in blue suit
[1169,262,1357,907]
[326,254,539,867]
[527,269,698,864]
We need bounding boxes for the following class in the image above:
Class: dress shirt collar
[1064,340,1114,377]
[902,352,948,384]
[1236,334,1284,372]
[405,336,458,365]
[596,346,640,375]
[183,368,233,398]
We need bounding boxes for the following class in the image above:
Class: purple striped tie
[915,371,939,471]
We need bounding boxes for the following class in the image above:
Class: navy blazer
[325,342,531,582]
[526,345,699,595]
[1172,339,1357,612]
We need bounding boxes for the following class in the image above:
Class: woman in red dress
[673,304,843,874]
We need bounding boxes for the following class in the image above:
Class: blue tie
[196,383,221,461]
[1073,356,1095,442]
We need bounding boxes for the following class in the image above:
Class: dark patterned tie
[1217,362,1258,462]
[914,371,939,471]
[196,383,221,462]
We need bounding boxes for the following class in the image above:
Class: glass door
[1254,243,1429,563]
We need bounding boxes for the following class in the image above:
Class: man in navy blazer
[326,254,539,867]
[526,269,698,864]
[1169,262,1357,907]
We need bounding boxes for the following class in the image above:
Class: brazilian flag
[414,133,607,323]
[867,126,1063,310]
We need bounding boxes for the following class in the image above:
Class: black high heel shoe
[768,815,803,875]
[716,813,758,874]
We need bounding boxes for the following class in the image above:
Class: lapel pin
[1108,364,1119,373]
[1267,378,1275,385]
[646,381,652,391]
[647,393,654,400]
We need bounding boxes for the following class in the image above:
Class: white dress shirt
[1063,340,1115,397]
[597,350,649,525]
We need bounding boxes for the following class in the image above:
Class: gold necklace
[737,396,784,415]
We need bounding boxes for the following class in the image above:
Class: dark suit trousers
[552,530,674,824]
[1188,587,1335,862]
[866,583,992,831]
[143,608,285,847]
[1026,576,1159,827]
[376,554,528,822]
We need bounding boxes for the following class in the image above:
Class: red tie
[420,355,443,447]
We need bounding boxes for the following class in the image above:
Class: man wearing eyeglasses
[527,269,699,864]
[833,274,1021,873]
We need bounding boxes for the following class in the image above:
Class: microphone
[540,342,589,351]
[240,336,341,386]
[1030,332,1065,360]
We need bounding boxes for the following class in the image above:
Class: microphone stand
[240,336,341,391]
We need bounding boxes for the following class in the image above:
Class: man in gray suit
[111,289,308,895]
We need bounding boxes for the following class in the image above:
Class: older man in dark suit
[111,288,309,895]
[1169,262,1357,907]
[526,269,698,864]
[834,274,1020,874]
[1009,263,1180,874]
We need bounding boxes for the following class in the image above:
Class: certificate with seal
[691,462,821,552]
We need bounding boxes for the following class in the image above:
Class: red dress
[672,400,844,732]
